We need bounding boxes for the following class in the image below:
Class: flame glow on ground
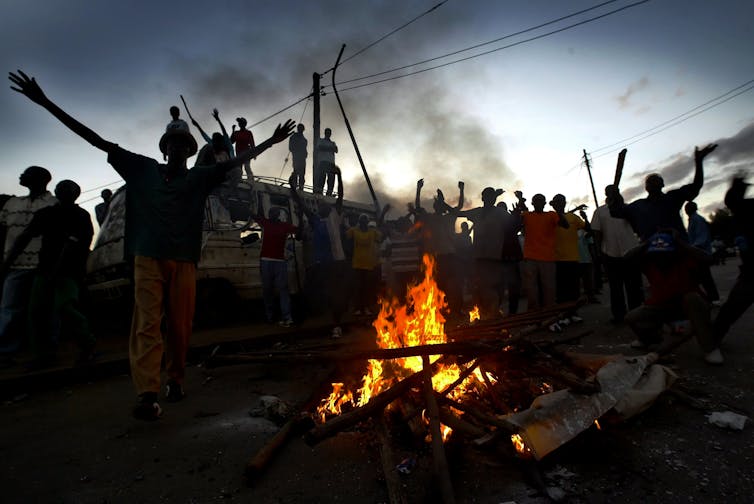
[316,254,487,438]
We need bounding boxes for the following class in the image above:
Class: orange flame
[468,305,480,323]
[317,254,485,428]
[594,419,602,430]
[511,433,532,457]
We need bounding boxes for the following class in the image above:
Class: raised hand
[695,143,718,161]
[8,70,48,105]
[271,120,295,144]
[458,181,464,190]
[212,108,220,120]
[417,178,424,189]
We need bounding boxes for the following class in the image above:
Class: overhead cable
[327,0,626,88]
[334,0,450,70]
[590,78,754,157]
[331,0,651,93]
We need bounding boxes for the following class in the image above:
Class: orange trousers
[129,256,196,395]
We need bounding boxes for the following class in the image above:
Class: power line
[330,0,651,93]
[335,0,450,69]
[248,93,312,129]
[326,0,626,89]
[590,78,754,157]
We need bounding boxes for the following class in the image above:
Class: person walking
[9,69,294,419]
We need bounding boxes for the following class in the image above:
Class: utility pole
[312,72,321,192]
[582,149,599,209]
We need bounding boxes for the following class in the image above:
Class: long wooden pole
[422,355,456,504]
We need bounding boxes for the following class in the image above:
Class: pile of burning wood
[208,255,675,502]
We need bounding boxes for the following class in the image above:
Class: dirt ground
[1,261,752,503]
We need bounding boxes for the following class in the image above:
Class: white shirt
[591,204,639,258]
[0,192,58,269]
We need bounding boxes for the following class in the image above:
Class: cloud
[617,119,754,202]
[616,77,649,110]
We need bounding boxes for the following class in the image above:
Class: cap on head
[159,121,198,157]
[647,232,675,253]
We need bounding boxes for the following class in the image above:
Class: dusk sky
[3,0,753,225]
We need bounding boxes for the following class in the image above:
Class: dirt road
[1,261,752,503]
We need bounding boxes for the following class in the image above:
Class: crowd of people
[3,69,752,422]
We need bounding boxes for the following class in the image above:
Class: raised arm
[690,143,717,195]
[455,181,465,210]
[333,165,344,213]
[415,179,424,211]
[215,120,295,174]
[288,173,315,221]
[190,117,211,144]
[9,70,116,153]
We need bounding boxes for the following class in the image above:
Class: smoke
[616,77,650,110]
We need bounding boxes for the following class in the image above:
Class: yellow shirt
[346,227,382,270]
[554,213,585,262]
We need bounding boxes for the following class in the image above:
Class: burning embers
[317,254,486,438]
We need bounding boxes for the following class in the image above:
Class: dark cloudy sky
[3,0,753,221]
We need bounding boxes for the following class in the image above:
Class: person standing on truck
[9,70,294,420]
[288,124,307,191]
[231,117,255,181]
[251,187,301,328]
[315,128,338,196]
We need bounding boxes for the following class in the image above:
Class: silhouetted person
[94,188,113,226]
[9,69,294,419]
[231,117,255,180]
[415,179,464,314]
[315,128,338,196]
[251,184,301,327]
[520,192,568,314]
[346,212,384,315]
[685,201,719,302]
[625,231,719,364]
[713,175,754,355]
[500,197,525,314]
[550,194,586,309]
[0,180,94,369]
[290,165,347,338]
[166,106,189,160]
[591,185,643,323]
[0,165,57,366]
[289,124,307,191]
[455,185,510,318]
[608,144,717,240]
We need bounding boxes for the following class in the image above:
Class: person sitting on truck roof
[251,184,301,328]
[8,69,295,420]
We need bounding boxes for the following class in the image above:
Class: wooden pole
[422,355,456,504]
[312,72,320,192]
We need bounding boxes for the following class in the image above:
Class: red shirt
[643,255,701,306]
[258,217,297,260]
[231,129,255,153]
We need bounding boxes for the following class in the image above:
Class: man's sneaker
[331,326,343,339]
[278,319,294,328]
[165,381,185,403]
[133,393,162,421]
[630,339,648,349]
[558,318,571,326]
[704,348,724,365]
[569,315,584,324]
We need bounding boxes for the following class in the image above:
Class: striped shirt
[0,192,58,269]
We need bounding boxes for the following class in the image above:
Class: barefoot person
[9,70,294,420]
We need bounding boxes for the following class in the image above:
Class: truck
[85,177,376,323]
